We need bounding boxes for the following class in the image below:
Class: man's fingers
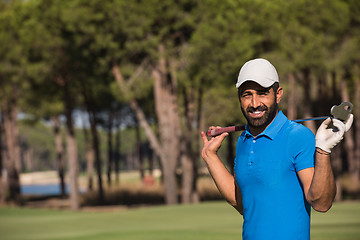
[201,131,208,143]
[209,126,222,130]
[217,132,229,141]
[321,117,332,128]
[331,119,346,133]
[345,114,354,132]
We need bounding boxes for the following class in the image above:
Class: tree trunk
[2,88,21,204]
[112,63,164,158]
[0,109,5,203]
[112,59,179,205]
[23,148,33,172]
[332,146,343,202]
[52,115,66,198]
[114,110,121,184]
[299,70,316,133]
[88,106,105,204]
[352,64,360,184]
[340,72,358,184]
[181,87,198,203]
[148,142,154,176]
[287,73,297,120]
[135,117,144,180]
[180,142,193,204]
[64,81,79,210]
[127,99,165,161]
[107,110,114,186]
[81,117,94,191]
[86,141,95,191]
[80,79,105,203]
[180,143,199,203]
[151,44,182,204]
[192,83,204,203]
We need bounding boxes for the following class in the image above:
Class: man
[201,58,353,240]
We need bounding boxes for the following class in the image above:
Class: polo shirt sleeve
[289,124,315,172]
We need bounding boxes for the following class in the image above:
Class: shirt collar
[241,111,288,141]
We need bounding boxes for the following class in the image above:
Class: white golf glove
[315,114,354,153]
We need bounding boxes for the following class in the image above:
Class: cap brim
[236,78,276,88]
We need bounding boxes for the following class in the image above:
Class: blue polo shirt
[234,111,315,240]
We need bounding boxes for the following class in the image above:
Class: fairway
[0,201,360,240]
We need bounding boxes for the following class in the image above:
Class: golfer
[201,58,354,240]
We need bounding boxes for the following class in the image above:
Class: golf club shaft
[206,116,329,137]
[292,116,329,123]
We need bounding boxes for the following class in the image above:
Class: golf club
[206,102,353,137]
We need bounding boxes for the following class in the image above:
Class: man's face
[238,81,283,131]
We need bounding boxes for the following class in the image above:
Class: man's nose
[251,95,261,108]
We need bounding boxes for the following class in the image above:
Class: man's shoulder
[284,120,315,139]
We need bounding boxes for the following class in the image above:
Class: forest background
[1,0,360,210]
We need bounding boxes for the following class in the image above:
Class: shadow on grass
[80,181,223,207]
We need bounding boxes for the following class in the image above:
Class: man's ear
[276,87,283,104]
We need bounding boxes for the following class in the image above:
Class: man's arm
[201,129,243,214]
[298,149,336,212]
[299,115,353,212]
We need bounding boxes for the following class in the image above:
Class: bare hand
[201,126,229,160]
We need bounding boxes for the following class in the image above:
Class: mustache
[247,105,268,113]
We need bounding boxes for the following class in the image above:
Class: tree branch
[111,61,165,162]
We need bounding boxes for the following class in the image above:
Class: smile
[249,110,265,118]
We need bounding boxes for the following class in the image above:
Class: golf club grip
[206,125,246,137]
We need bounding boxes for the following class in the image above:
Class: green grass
[0,201,360,240]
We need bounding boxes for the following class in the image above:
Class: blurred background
[0,0,360,212]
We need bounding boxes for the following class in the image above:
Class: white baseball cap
[236,58,279,88]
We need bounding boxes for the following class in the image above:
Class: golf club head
[330,102,353,122]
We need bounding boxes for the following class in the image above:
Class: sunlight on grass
[0,202,359,240]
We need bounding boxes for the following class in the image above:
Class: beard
[241,101,278,129]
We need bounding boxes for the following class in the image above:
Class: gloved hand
[315,114,354,153]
